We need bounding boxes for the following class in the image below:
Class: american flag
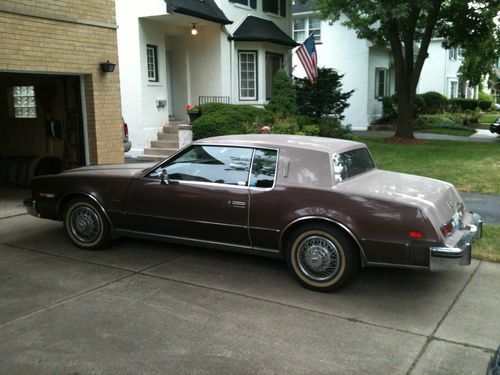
[297,34,318,84]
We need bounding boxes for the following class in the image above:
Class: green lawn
[479,113,499,124]
[418,128,475,137]
[478,123,492,130]
[474,224,500,263]
[356,137,500,194]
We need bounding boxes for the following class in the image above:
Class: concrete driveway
[0,214,498,374]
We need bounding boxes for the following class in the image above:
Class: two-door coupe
[24,134,482,291]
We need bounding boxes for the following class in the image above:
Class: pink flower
[185,105,191,111]
[260,126,271,133]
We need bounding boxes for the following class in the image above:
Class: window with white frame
[147,45,159,82]
[229,0,256,8]
[9,86,37,118]
[293,16,321,43]
[448,47,459,61]
[375,68,388,99]
[239,51,257,100]
[266,53,284,100]
[450,81,458,98]
[263,0,286,16]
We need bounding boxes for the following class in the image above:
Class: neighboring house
[116,0,296,157]
[0,0,123,176]
[292,1,395,130]
[417,40,477,99]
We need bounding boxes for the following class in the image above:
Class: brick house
[0,0,123,185]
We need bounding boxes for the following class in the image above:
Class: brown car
[24,134,482,291]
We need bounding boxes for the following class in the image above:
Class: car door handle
[229,200,247,208]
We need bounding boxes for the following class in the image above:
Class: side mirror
[160,169,169,185]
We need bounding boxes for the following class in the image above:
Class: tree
[307,0,500,138]
[294,67,353,121]
[266,69,297,116]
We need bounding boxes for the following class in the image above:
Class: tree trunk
[394,78,415,138]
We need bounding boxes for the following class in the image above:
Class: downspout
[222,25,234,103]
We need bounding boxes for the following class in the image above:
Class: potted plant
[186,104,201,124]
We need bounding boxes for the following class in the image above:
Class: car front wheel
[286,223,359,292]
[64,197,111,250]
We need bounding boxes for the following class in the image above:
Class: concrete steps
[137,119,185,162]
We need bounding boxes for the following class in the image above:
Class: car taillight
[123,122,129,137]
[441,222,454,237]
[409,231,424,239]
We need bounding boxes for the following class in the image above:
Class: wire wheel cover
[70,206,101,243]
[297,235,340,281]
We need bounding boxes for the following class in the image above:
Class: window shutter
[263,0,278,13]
[280,0,286,16]
[250,0,257,9]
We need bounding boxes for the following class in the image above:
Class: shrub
[318,117,352,139]
[193,104,266,140]
[294,68,354,121]
[266,69,297,116]
[415,94,427,115]
[449,98,479,111]
[302,124,320,136]
[478,100,493,111]
[271,118,300,134]
[421,91,448,114]
[382,95,397,119]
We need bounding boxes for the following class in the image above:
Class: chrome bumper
[430,213,482,270]
[23,198,39,217]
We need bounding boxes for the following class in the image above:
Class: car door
[124,145,253,247]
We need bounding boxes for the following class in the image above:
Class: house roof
[231,16,298,47]
[292,0,316,13]
[165,0,232,25]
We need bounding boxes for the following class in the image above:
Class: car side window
[249,149,278,188]
[148,145,253,186]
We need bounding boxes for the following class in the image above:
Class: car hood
[63,163,155,178]
[336,169,463,227]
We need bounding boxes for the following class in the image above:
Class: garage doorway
[0,72,87,217]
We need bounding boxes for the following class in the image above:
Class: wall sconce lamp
[191,23,198,36]
[100,60,116,73]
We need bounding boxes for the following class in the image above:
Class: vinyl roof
[195,134,364,154]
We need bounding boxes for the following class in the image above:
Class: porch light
[100,60,116,73]
[191,23,198,36]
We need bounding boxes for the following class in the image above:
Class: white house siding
[418,39,463,98]
[367,47,392,124]
[292,13,392,130]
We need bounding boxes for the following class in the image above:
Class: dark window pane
[150,146,253,186]
[332,148,375,182]
[250,149,278,188]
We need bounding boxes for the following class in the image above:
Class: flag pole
[281,33,316,71]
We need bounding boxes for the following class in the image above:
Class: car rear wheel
[286,223,359,292]
[63,198,111,250]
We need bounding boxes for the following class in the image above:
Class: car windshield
[332,148,375,182]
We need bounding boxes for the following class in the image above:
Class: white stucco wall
[367,47,391,123]
[292,13,382,130]
[116,0,169,156]
[418,39,461,98]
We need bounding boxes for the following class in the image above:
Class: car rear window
[332,148,375,182]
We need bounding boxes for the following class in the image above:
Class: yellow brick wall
[0,2,123,164]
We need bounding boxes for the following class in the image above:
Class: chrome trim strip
[249,226,281,233]
[366,262,428,270]
[279,216,368,266]
[114,229,280,256]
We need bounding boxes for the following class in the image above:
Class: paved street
[0,214,498,374]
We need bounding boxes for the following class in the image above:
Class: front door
[125,145,253,246]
